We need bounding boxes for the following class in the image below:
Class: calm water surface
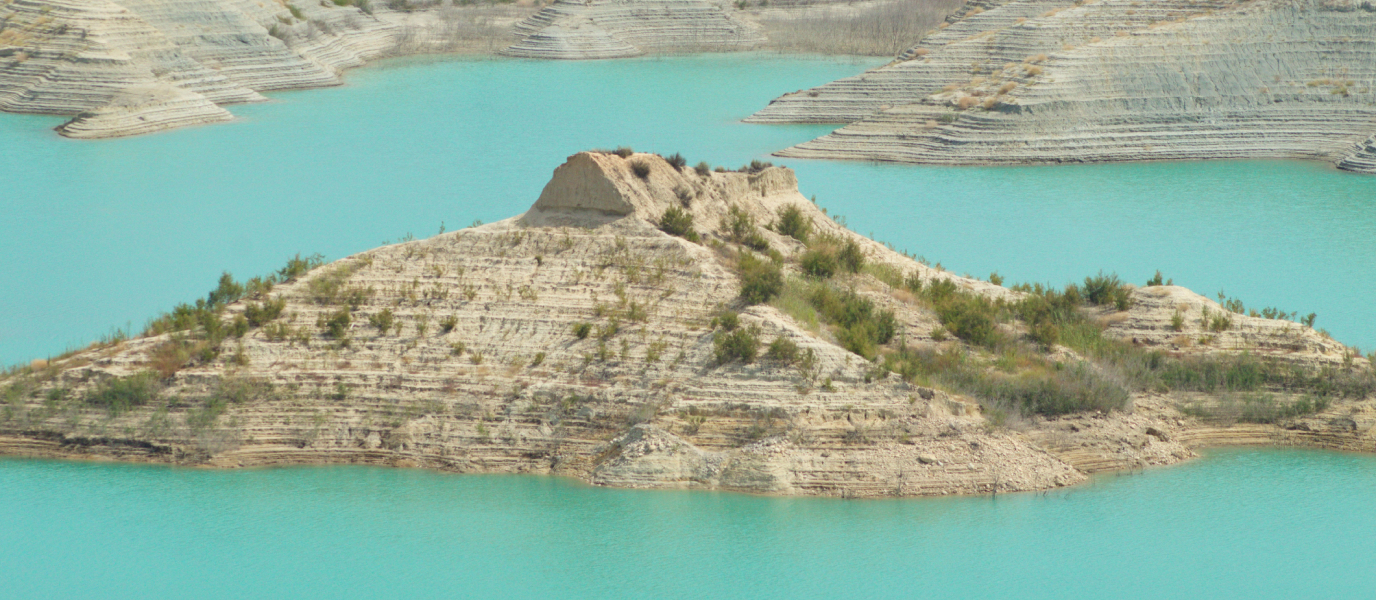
[2,53,1374,364]
[2,448,1374,598]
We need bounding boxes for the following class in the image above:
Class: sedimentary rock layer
[750,0,1376,172]
[502,0,764,59]
[1,151,1368,497]
[0,0,526,137]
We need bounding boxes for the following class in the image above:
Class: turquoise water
[2,53,1375,366]
[2,448,1374,598]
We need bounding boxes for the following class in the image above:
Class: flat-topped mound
[1,150,1370,496]
[751,0,1376,173]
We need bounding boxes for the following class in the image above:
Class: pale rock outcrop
[750,0,1376,173]
[55,83,232,138]
[502,0,764,59]
[0,0,530,137]
[0,151,1369,497]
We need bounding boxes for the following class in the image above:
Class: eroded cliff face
[1,151,1371,497]
[0,0,531,137]
[501,0,764,59]
[751,0,1376,173]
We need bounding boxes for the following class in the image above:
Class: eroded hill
[2,150,1372,496]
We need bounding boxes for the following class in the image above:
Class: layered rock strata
[501,0,764,59]
[0,151,1370,497]
[750,0,1376,173]
[0,0,530,137]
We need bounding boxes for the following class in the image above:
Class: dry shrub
[942,83,960,92]
[925,119,939,128]
[761,0,967,56]
[914,47,930,56]
[1025,65,1044,76]
[957,95,979,109]
[981,97,998,109]
[1115,30,1128,37]
[1062,43,1075,50]
[1090,35,1101,42]
[998,82,1017,94]
[1025,53,1048,63]
[1015,16,1027,23]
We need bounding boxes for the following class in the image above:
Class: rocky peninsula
[750,0,1376,174]
[2,150,1372,497]
[0,0,944,137]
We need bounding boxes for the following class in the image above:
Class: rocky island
[1,150,1371,497]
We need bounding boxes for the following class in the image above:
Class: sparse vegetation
[84,372,160,415]
[773,204,811,243]
[658,205,699,242]
[766,337,800,363]
[738,253,784,305]
[723,205,769,251]
[440,315,459,334]
[714,326,761,364]
[572,322,592,339]
[368,309,396,334]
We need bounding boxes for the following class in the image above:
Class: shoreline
[2,417,1373,499]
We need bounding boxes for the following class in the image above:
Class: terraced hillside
[750,0,1376,174]
[2,151,1372,497]
[502,0,764,59]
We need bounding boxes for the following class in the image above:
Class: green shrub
[837,238,865,273]
[85,372,160,415]
[1082,272,1131,310]
[664,153,687,169]
[800,248,838,279]
[739,160,773,173]
[766,337,800,363]
[614,146,634,158]
[738,253,783,305]
[368,308,395,333]
[674,186,694,207]
[206,273,244,308]
[934,294,1000,347]
[323,309,351,340]
[695,162,712,176]
[276,253,324,283]
[773,204,811,243]
[714,326,760,364]
[724,206,769,251]
[658,205,699,242]
[714,310,740,331]
[243,297,286,327]
[440,315,459,334]
[631,161,652,179]
[808,286,896,358]
[570,322,592,339]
